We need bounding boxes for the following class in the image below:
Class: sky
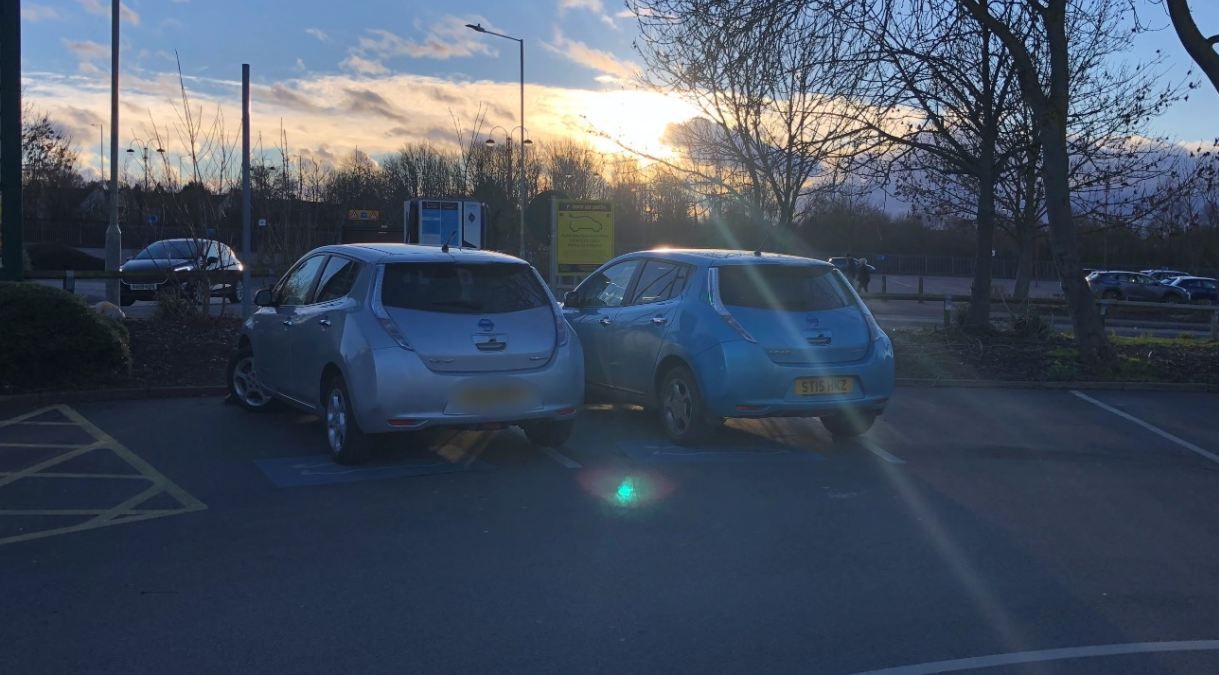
[18,0,1219,183]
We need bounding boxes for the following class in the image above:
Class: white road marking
[861,438,906,464]
[852,639,1219,674]
[540,447,582,469]
[1070,390,1219,465]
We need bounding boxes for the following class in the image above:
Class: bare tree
[629,0,869,233]
[1166,0,1219,94]
[957,0,1122,365]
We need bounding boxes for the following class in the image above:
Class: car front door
[1130,274,1158,300]
[607,259,690,396]
[251,254,327,401]
[564,259,643,390]
[283,256,362,404]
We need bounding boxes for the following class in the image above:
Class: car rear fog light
[388,418,425,428]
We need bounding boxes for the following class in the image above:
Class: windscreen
[719,264,856,312]
[381,262,549,314]
[136,241,203,260]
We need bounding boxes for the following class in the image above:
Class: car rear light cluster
[371,265,414,350]
[707,267,757,343]
[554,303,570,346]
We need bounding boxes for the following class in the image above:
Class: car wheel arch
[320,363,345,407]
[654,355,696,405]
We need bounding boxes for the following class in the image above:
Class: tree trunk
[966,168,996,328]
[1167,0,1219,94]
[1012,223,1035,301]
[1041,5,1113,366]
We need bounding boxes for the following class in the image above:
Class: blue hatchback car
[562,249,895,443]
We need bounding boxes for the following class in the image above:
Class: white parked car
[227,244,584,464]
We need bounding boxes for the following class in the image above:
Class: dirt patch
[125,317,241,388]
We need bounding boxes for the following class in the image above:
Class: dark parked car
[1164,276,1217,304]
[1140,268,1190,282]
[1086,270,1190,302]
[119,238,243,306]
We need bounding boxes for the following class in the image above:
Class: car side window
[314,257,361,303]
[579,260,641,308]
[629,260,689,305]
[276,255,328,306]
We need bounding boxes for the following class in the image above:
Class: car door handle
[319,318,331,328]
[599,317,613,326]
[651,316,668,326]
[282,320,294,327]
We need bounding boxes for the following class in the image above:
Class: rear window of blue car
[719,264,856,312]
[381,263,548,314]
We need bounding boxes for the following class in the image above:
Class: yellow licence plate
[458,386,526,408]
[794,377,854,396]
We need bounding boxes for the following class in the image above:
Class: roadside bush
[0,282,131,391]
[1009,307,1052,339]
[155,287,198,322]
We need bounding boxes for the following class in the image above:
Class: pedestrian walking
[857,258,872,293]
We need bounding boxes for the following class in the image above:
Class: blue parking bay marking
[617,440,822,465]
[255,456,494,488]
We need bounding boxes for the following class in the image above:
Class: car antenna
[441,229,456,254]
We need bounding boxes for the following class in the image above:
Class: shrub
[0,282,131,391]
[155,287,198,321]
[1010,307,1052,339]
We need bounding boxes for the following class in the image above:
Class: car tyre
[227,347,273,412]
[522,419,574,448]
[659,365,709,445]
[821,411,877,439]
[324,376,372,465]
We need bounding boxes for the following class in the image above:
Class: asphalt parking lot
[3,387,1219,674]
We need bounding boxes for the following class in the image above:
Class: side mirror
[206,256,219,266]
[563,290,580,308]
[254,288,275,307]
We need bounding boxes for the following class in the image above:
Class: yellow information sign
[555,200,614,273]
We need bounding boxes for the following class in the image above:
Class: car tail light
[707,267,757,343]
[371,265,413,350]
[554,303,570,346]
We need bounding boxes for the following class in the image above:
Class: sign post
[551,199,613,287]
[0,0,22,281]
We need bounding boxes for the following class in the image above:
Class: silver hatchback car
[227,244,584,463]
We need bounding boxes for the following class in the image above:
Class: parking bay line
[1070,390,1219,465]
[860,438,906,464]
[540,447,582,469]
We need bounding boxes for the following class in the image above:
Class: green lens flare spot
[615,477,638,506]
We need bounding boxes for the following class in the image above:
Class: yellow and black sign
[347,209,380,221]
[555,200,614,273]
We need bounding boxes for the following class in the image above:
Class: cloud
[305,28,331,43]
[341,86,407,122]
[158,18,184,32]
[558,0,618,28]
[64,39,109,61]
[340,54,389,76]
[77,0,140,25]
[293,58,307,73]
[544,30,639,81]
[21,3,61,21]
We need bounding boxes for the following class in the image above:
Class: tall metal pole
[518,39,526,260]
[105,0,121,304]
[241,64,252,318]
[98,124,104,183]
[0,0,23,281]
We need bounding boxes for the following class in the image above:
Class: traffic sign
[554,200,614,274]
[258,218,267,228]
[147,214,159,225]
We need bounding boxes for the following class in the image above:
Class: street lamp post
[466,22,527,259]
[105,0,121,305]
[126,138,165,192]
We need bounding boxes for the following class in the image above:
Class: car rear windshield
[718,264,856,312]
[381,262,549,314]
[136,241,203,260]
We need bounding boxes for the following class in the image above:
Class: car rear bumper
[348,341,585,433]
[691,335,895,419]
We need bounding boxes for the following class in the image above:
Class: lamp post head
[125,148,135,154]
[484,138,496,146]
[465,23,486,33]
[156,148,165,154]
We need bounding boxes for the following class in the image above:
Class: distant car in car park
[563,249,894,444]
[1140,269,1191,282]
[119,238,243,306]
[1086,270,1191,302]
[1163,276,1217,304]
[227,244,584,464]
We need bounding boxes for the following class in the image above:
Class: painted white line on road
[861,438,906,464]
[1070,390,1219,465]
[540,447,582,469]
[852,639,1219,674]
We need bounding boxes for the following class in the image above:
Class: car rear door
[564,259,643,389]
[607,258,690,396]
[252,254,327,401]
[283,255,362,404]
